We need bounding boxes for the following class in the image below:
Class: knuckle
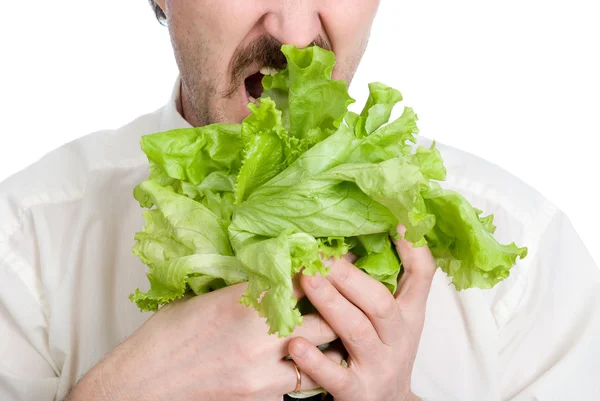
[415,267,435,284]
[411,254,437,281]
[396,295,412,312]
[309,276,335,304]
[373,292,398,321]
[348,319,374,345]
[334,368,355,394]
[321,289,339,312]
[335,262,353,284]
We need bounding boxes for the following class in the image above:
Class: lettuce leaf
[131,44,528,338]
[235,98,290,203]
[350,233,402,293]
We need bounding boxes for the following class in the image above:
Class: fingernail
[291,340,308,357]
[308,274,324,289]
[397,224,407,236]
[321,257,334,267]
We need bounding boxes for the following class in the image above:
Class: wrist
[68,357,130,401]
[68,367,110,401]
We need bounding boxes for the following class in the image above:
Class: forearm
[63,360,125,401]
[63,373,106,401]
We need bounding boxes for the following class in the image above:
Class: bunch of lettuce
[130,44,527,337]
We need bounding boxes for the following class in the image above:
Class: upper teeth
[259,66,279,76]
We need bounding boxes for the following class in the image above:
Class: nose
[262,1,323,48]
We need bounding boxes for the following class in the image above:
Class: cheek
[321,0,380,80]
[167,0,258,85]
[325,0,379,42]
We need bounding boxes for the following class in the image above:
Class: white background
[1,0,598,265]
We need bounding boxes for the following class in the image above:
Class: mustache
[224,34,332,98]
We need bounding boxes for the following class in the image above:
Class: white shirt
[1,79,599,401]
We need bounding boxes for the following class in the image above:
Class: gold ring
[293,361,302,392]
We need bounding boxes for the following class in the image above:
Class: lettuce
[130,44,527,337]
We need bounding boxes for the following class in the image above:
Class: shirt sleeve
[0,215,60,401]
[497,210,600,400]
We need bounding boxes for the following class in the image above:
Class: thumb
[392,224,437,323]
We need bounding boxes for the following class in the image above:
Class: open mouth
[244,66,281,104]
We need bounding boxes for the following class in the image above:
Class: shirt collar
[158,75,193,132]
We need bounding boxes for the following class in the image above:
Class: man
[1,1,599,400]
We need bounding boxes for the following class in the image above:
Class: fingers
[342,252,359,264]
[284,313,338,355]
[322,257,402,346]
[393,224,437,324]
[287,337,353,397]
[292,272,306,300]
[279,345,345,394]
[300,272,378,363]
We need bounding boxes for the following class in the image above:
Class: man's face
[155,0,381,127]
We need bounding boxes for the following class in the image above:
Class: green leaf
[422,186,528,289]
[130,254,248,311]
[199,190,235,222]
[132,209,193,268]
[360,82,404,135]
[135,180,232,256]
[354,234,402,293]
[347,106,419,164]
[131,43,528,339]
[140,124,242,186]
[317,237,350,260]
[289,233,328,276]
[263,45,355,142]
[230,179,396,239]
[236,98,290,203]
[318,158,434,242]
[247,122,362,200]
[237,234,302,337]
[410,142,447,181]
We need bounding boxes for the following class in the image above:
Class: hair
[148,0,167,25]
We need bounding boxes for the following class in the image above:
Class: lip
[236,63,283,120]
[238,63,262,118]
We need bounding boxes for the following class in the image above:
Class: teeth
[248,95,259,105]
[259,66,279,76]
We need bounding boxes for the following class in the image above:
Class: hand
[288,225,435,401]
[68,283,339,401]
